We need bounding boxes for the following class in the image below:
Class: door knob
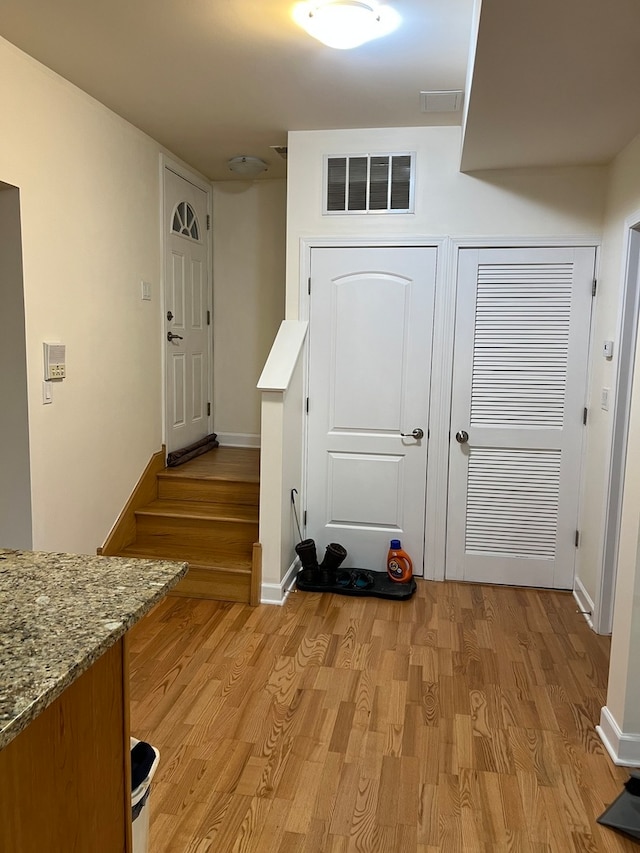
[401,428,424,440]
[455,430,469,444]
[167,332,184,342]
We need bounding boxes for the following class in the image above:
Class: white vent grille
[465,447,561,559]
[470,264,573,427]
[324,153,414,214]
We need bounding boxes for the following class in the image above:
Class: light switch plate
[141,281,152,301]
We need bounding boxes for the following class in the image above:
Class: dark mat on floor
[296,567,417,600]
[597,773,640,841]
[167,433,219,467]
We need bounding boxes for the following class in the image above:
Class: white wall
[596,131,640,760]
[212,180,286,443]
[0,184,32,548]
[274,124,608,591]
[578,143,640,616]
[0,37,179,553]
[286,126,606,316]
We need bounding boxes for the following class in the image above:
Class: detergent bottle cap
[390,539,401,549]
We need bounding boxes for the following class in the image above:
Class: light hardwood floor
[129,580,638,852]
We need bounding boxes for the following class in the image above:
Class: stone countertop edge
[0,549,188,752]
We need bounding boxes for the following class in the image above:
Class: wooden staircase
[102,447,260,604]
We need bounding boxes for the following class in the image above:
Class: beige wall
[212,180,286,440]
[0,37,173,553]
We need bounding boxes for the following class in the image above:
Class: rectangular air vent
[420,90,464,113]
[324,153,415,215]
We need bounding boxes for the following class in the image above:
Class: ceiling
[461,0,640,171]
[1,0,640,180]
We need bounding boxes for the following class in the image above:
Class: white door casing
[306,246,437,574]
[163,167,211,454]
[446,247,596,589]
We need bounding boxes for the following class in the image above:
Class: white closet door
[306,246,437,573]
[446,247,596,589]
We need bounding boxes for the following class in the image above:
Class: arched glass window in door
[171,201,200,240]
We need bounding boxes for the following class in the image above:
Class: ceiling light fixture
[292,0,400,50]
[228,156,268,177]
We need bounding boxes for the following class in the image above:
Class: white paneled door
[164,167,211,453]
[306,246,437,574]
[446,247,596,589]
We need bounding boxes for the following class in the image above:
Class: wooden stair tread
[158,447,259,484]
[136,500,258,523]
[118,545,253,571]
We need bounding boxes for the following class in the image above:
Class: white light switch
[141,281,152,301]
[42,381,52,405]
[601,387,610,411]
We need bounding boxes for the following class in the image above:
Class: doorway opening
[0,181,32,548]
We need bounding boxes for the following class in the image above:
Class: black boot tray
[296,568,416,600]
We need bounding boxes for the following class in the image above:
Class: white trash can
[130,738,160,853]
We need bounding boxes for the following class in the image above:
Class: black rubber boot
[318,542,347,585]
[295,539,319,583]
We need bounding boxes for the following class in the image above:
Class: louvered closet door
[446,247,595,589]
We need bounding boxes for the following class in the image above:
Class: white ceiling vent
[420,90,464,113]
[324,153,415,215]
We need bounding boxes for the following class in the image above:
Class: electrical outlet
[601,387,610,411]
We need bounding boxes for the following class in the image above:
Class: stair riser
[135,516,257,556]
[157,478,259,507]
[170,566,251,603]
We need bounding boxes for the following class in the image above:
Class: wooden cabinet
[0,638,132,852]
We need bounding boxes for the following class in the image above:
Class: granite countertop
[0,548,188,751]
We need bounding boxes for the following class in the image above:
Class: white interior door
[164,167,211,453]
[446,247,596,589]
[306,246,436,574]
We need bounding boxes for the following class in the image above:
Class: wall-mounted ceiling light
[292,0,400,50]
[228,156,269,177]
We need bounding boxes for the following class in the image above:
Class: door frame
[596,212,640,634]
[159,155,213,451]
[446,236,600,590]
[298,236,447,580]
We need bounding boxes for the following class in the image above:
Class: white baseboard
[215,432,260,448]
[573,577,595,630]
[597,705,640,766]
[260,559,299,605]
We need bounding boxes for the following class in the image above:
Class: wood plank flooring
[129,580,638,852]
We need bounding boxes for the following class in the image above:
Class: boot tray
[295,568,416,600]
